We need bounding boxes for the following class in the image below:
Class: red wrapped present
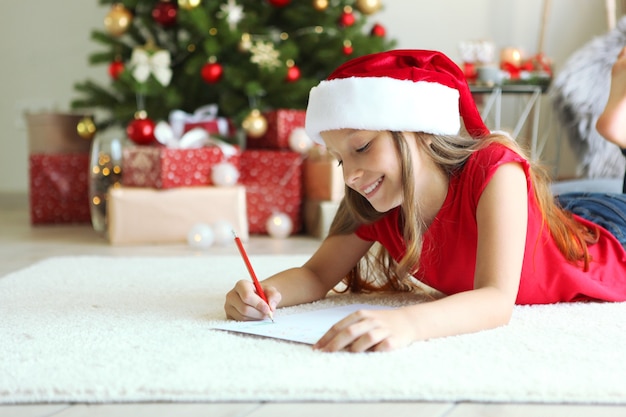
[240,150,303,234]
[169,104,236,139]
[247,109,306,150]
[29,153,91,224]
[122,143,241,189]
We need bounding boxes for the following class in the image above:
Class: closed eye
[356,142,371,153]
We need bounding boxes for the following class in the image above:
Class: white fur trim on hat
[305,76,461,144]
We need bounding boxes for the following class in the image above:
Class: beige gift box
[303,154,344,202]
[107,185,248,245]
[303,199,341,239]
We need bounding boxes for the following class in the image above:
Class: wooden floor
[2,193,625,417]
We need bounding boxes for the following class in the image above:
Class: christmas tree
[71,0,395,143]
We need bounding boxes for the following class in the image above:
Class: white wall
[0,0,616,193]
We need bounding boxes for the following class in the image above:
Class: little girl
[225,49,626,353]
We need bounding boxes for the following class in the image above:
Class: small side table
[470,84,548,161]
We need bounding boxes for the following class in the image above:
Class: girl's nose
[343,161,362,187]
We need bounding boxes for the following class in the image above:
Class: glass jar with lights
[89,127,125,235]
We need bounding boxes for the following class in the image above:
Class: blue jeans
[555,192,626,248]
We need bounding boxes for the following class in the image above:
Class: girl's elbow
[488,289,516,327]
[498,299,515,326]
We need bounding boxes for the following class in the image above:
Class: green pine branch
[72,0,396,133]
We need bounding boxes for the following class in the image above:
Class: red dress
[355,143,626,304]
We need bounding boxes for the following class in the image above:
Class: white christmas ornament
[218,0,244,30]
[130,48,173,86]
[211,162,240,186]
[266,212,293,239]
[212,220,235,246]
[187,223,215,249]
[288,127,313,154]
[250,41,281,70]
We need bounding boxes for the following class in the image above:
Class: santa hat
[305,49,490,144]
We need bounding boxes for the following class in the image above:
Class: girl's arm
[315,161,528,352]
[224,232,373,320]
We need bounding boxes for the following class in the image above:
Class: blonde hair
[328,131,599,294]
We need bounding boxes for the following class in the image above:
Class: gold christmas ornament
[312,0,329,11]
[76,116,97,140]
[242,109,268,138]
[104,4,133,37]
[178,0,202,10]
[355,0,382,15]
[239,33,252,52]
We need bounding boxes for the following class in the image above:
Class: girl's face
[322,129,438,214]
[321,129,448,216]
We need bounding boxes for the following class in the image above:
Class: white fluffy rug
[1,255,626,404]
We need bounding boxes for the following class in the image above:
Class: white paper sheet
[212,304,392,345]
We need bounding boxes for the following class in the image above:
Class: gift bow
[130,48,173,87]
[154,121,238,157]
[168,104,231,139]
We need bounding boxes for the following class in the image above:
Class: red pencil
[232,231,274,322]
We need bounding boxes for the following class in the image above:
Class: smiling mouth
[363,177,383,196]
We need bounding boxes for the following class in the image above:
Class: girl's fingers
[314,310,374,352]
[226,280,272,320]
[264,286,282,312]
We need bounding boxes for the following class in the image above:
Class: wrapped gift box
[183,118,236,138]
[26,112,93,154]
[121,145,240,189]
[303,199,341,239]
[169,104,237,140]
[107,185,248,245]
[29,153,91,224]
[25,112,93,225]
[240,150,303,234]
[247,109,306,150]
[303,152,345,201]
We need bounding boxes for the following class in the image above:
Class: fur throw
[550,17,626,178]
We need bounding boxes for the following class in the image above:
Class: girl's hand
[224,279,281,321]
[313,308,417,353]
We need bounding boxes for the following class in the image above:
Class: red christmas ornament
[268,0,291,6]
[285,65,301,82]
[201,62,223,84]
[152,1,178,27]
[342,44,353,56]
[126,114,156,145]
[108,60,125,80]
[370,23,386,37]
[339,10,356,27]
